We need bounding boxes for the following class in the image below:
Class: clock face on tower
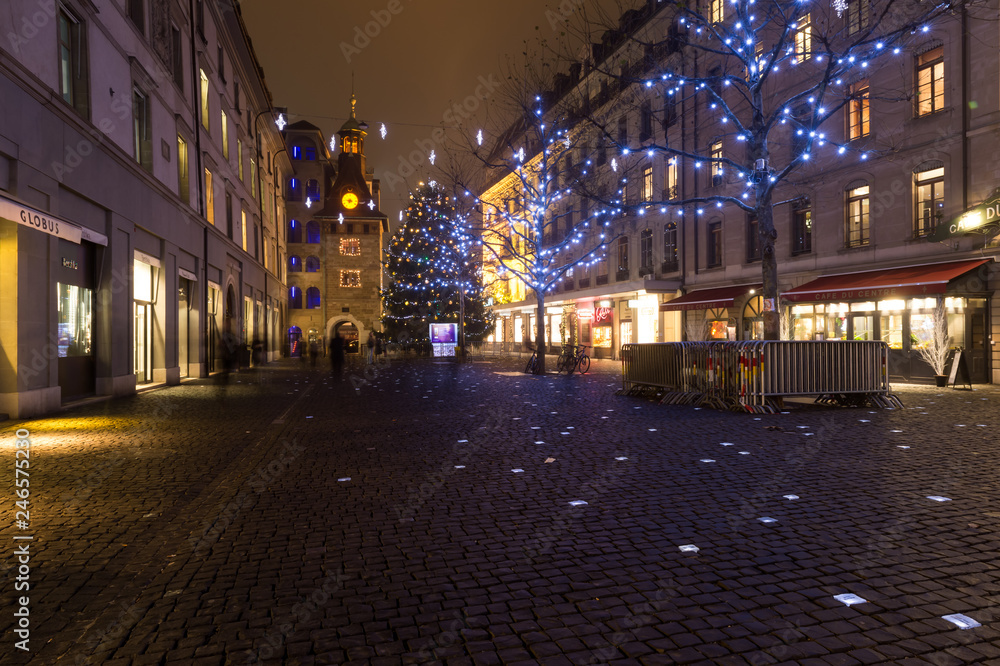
[342,192,359,209]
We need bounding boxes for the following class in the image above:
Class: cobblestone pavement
[1,355,999,665]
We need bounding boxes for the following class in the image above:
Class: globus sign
[594,307,613,325]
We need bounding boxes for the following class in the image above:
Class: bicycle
[558,344,591,374]
[524,348,538,374]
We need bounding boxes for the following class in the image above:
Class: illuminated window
[916,46,944,116]
[846,0,869,35]
[288,255,301,272]
[710,0,724,23]
[664,157,678,199]
[306,221,321,243]
[848,80,870,140]
[340,238,361,256]
[845,182,870,247]
[306,179,320,201]
[792,200,812,254]
[289,286,302,309]
[306,287,321,309]
[241,209,247,251]
[340,270,362,288]
[642,166,653,203]
[794,14,812,63]
[292,145,302,160]
[914,165,944,237]
[204,168,214,225]
[221,110,229,158]
[177,135,189,203]
[710,141,723,186]
[200,69,210,131]
[238,139,244,181]
[288,219,302,243]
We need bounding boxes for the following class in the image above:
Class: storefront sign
[577,308,594,319]
[929,187,1000,241]
[594,307,613,325]
[1,194,82,244]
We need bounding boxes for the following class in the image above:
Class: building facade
[481,0,1000,383]
[282,98,388,357]
[0,0,290,418]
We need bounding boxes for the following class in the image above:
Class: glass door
[135,302,150,383]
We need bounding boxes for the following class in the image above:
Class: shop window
[663,222,678,272]
[913,164,944,237]
[288,255,301,272]
[58,284,93,357]
[845,181,869,247]
[288,219,302,243]
[306,287,321,309]
[306,256,320,272]
[289,286,302,309]
[915,46,944,117]
[792,200,812,255]
[306,221,321,243]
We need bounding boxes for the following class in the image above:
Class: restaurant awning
[781,258,991,302]
[660,284,762,311]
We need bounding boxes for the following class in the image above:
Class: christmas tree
[381,182,495,345]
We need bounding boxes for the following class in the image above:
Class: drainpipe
[190,0,208,376]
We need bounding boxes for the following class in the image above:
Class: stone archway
[326,314,367,355]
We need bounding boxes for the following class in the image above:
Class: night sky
[240,0,631,227]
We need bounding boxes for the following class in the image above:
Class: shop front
[783,259,992,383]
[591,304,614,358]
[660,284,762,341]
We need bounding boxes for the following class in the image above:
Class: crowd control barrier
[619,341,901,413]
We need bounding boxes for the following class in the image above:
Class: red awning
[782,259,991,302]
[660,284,762,311]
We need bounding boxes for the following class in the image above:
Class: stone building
[0,0,289,418]
[283,96,387,356]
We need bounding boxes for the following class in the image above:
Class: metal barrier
[619,341,901,412]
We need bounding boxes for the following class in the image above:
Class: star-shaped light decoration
[476,129,483,146]
[611,158,618,172]
[275,113,287,131]
[330,136,337,152]
[380,123,387,140]
[368,199,376,210]
[338,213,344,224]
[305,197,313,208]
[429,150,436,165]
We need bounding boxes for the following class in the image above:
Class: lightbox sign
[594,306,614,325]
[929,187,1000,242]
[429,323,458,344]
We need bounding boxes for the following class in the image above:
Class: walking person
[366,331,375,365]
[329,334,345,377]
[309,338,319,367]
[374,333,383,363]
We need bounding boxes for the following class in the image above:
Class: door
[135,302,150,383]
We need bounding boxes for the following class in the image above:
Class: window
[914,165,944,237]
[306,256,320,272]
[250,158,257,198]
[711,141,724,186]
[339,237,362,256]
[633,167,651,206]
[289,255,301,272]
[616,237,629,274]
[305,147,317,160]
[846,182,870,247]
[747,214,761,262]
[132,87,151,171]
[288,219,301,243]
[306,179,320,201]
[241,208,247,251]
[848,80,870,140]
[289,286,302,309]
[662,95,677,130]
[170,26,183,89]
[794,14,812,63]
[58,9,89,117]
[792,200,812,254]
[238,139,244,181]
[916,46,944,116]
[221,110,229,158]
[292,146,302,160]
[306,221,321,243]
[127,0,144,35]
[204,168,214,224]
[306,287,321,309]
[217,45,225,82]
[341,270,362,288]
[177,135,189,203]
[253,223,259,260]
[707,220,722,267]
[663,222,678,271]
[664,157,678,199]
[199,69,210,131]
[710,0,724,23]
[640,101,653,141]
[639,229,653,269]
[618,116,628,147]
[846,0,870,36]
[225,191,233,238]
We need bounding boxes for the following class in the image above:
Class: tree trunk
[757,193,780,340]
[535,295,546,373]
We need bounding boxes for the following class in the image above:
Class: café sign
[929,187,1000,242]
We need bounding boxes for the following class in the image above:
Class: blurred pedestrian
[330,334,345,376]
[366,331,375,365]
[309,338,319,367]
